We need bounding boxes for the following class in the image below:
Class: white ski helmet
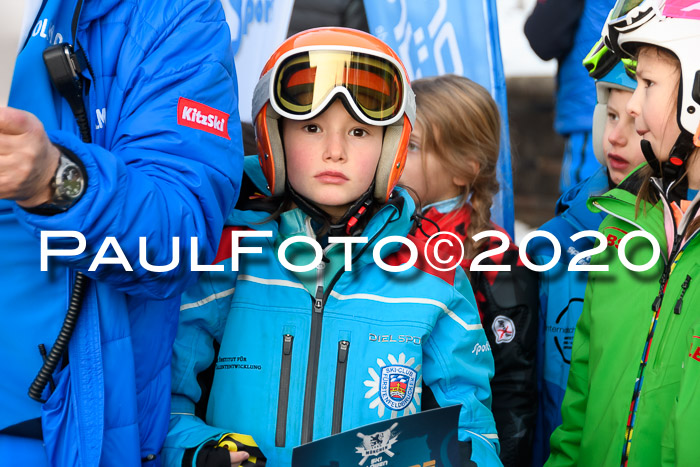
[603,0,700,146]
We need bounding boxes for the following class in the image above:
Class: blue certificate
[292,405,460,467]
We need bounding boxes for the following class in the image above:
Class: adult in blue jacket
[0,0,242,465]
[525,0,615,192]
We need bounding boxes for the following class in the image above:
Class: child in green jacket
[547,1,700,465]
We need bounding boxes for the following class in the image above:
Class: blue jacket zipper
[275,334,294,447]
[331,340,350,435]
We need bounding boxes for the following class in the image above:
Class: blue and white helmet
[592,60,637,164]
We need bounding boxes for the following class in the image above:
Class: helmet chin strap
[286,181,376,237]
[641,131,696,205]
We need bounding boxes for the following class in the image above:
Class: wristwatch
[27,147,87,215]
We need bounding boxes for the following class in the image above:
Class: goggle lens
[610,0,645,21]
[274,50,404,122]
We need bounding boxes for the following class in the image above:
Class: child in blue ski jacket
[528,54,644,465]
[164,28,502,467]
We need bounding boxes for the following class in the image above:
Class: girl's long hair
[632,46,700,238]
[412,74,501,260]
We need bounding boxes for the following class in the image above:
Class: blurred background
[1,0,565,239]
[497,0,564,238]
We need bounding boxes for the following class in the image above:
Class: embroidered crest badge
[364,353,421,418]
[492,315,515,343]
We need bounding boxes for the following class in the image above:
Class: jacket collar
[588,168,667,254]
[225,188,416,268]
[556,166,609,232]
[422,195,464,214]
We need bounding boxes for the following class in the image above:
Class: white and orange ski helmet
[251,27,415,202]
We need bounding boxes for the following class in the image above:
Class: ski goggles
[609,0,647,24]
[583,38,637,80]
[253,47,415,127]
[603,0,657,52]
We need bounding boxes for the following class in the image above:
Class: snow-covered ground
[497,0,557,77]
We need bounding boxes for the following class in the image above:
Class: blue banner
[364,0,514,236]
[221,0,294,123]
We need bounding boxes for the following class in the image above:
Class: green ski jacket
[547,175,700,466]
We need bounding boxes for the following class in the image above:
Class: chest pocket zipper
[331,340,350,435]
[674,275,692,314]
[276,334,294,447]
[654,273,695,368]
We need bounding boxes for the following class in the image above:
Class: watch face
[58,165,85,199]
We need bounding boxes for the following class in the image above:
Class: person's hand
[190,439,258,467]
[229,450,249,466]
[0,107,60,207]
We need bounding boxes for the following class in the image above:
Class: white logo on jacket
[472,342,492,355]
[364,353,421,418]
[180,106,225,131]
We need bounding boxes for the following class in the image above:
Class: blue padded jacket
[0,0,242,465]
[526,167,609,466]
[164,189,502,466]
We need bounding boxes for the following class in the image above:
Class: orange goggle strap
[252,53,415,128]
[216,433,266,466]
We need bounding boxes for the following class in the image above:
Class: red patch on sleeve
[177,97,230,140]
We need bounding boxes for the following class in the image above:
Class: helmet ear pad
[255,104,286,196]
[374,114,411,201]
[592,100,608,166]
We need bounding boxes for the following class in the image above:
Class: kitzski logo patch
[177,97,230,139]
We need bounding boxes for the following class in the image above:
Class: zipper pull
[652,268,672,312]
[674,275,692,315]
[338,340,349,363]
[283,334,293,355]
[314,286,324,312]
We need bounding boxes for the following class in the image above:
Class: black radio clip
[42,43,91,143]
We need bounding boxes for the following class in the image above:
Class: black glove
[182,433,266,467]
